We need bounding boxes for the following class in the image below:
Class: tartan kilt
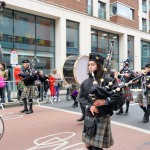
[82,115,114,148]
[123,87,133,101]
[146,91,150,105]
[21,85,36,99]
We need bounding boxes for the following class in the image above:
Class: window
[110,3,134,20]
[98,1,106,20]
[91,29,119,70]
[141,41,150,67]
[142,18,147,32]
[142,0,147,13]
[87,0,93,16]
[128,35,134,69]
[66,20,79,56]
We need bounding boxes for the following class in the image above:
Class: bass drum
[63,55,89,85]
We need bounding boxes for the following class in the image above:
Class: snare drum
[63,55,89,85]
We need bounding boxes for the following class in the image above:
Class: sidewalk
[0,90,67,109]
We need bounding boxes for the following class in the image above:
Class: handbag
[84,116,97,136]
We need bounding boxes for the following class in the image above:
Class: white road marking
[0,112,23,120]
[37,105,150,135]
[27,132,84,150]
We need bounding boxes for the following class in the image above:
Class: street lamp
[0,1,6,11]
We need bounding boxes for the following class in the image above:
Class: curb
[0,94,67,109]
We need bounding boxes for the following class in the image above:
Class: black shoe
[116,111,124,115]
[8,100,14,102]
[77,115,85,122]
[20,109,28,113]
[26,110,33,114]
[142,118,149,123]
[124,112,129,116]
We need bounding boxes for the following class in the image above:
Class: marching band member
[116,59,135,116]
[142,63,150,123]
[79,53,124,150]
[18,60,36,114]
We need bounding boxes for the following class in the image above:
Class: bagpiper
[116,59,135,116]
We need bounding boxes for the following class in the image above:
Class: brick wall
[110,0,139,29]
[39,0,86,13]
[110,15,138,29]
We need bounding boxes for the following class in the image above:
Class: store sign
[10,50,18,66]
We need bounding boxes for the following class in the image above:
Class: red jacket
[14,67,21,85]
[49,77,55,86]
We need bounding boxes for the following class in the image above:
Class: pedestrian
[52,69,61,102]
[0,70,5,103]
[79,53,124,150]
[71,88,79,108]
[14,65,22,101]
[5,67,13,102]
[48,73,55,100]
[0,62,7,103]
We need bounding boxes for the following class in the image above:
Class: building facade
[0,0,150,75]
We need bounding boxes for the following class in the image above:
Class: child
[48,73,55,100]
[71,88,79,108]
[0,71,5,103]
[17,80,25,102]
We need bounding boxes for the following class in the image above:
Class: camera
[0,1,6,10]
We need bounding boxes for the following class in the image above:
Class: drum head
[74,55,89,84]
[63,55,89,85]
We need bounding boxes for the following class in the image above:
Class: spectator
[5,67,13,102]
[52,69,61,102]
[0,62,7,103]
[48,73,55,100]
[71,88,80,108]
[0,70,5,103]
[14,65,22,101]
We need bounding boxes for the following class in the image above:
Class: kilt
[134,92,150,106]
[123,87,133,101]
[21,85,36,99]
[145,90,150,105]
[82,115,114,148]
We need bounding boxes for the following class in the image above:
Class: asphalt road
[42,95,150,131]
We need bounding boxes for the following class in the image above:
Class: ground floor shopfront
[0,0,150,80]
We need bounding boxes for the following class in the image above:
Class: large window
[66,20,79,56]
[141,41,150,67]
[0,9,55,73]
[14,12,35,51]
[98,1,106,20]
[0,9,13,49]
[87,0,93,16]
[91,29,119,70]
[110,3,134,20]
[128,35,134,69]
[142,0,147,13]
[142,18,147,32]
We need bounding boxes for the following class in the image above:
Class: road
[0,95,149,150]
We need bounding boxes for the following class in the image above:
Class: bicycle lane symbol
[26,132,84,150]
[0,112,23,120]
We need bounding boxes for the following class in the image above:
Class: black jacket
[79,75,124,117]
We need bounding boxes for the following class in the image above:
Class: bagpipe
[88,41,147,110]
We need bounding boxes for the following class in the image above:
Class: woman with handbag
[79,53,124,150]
